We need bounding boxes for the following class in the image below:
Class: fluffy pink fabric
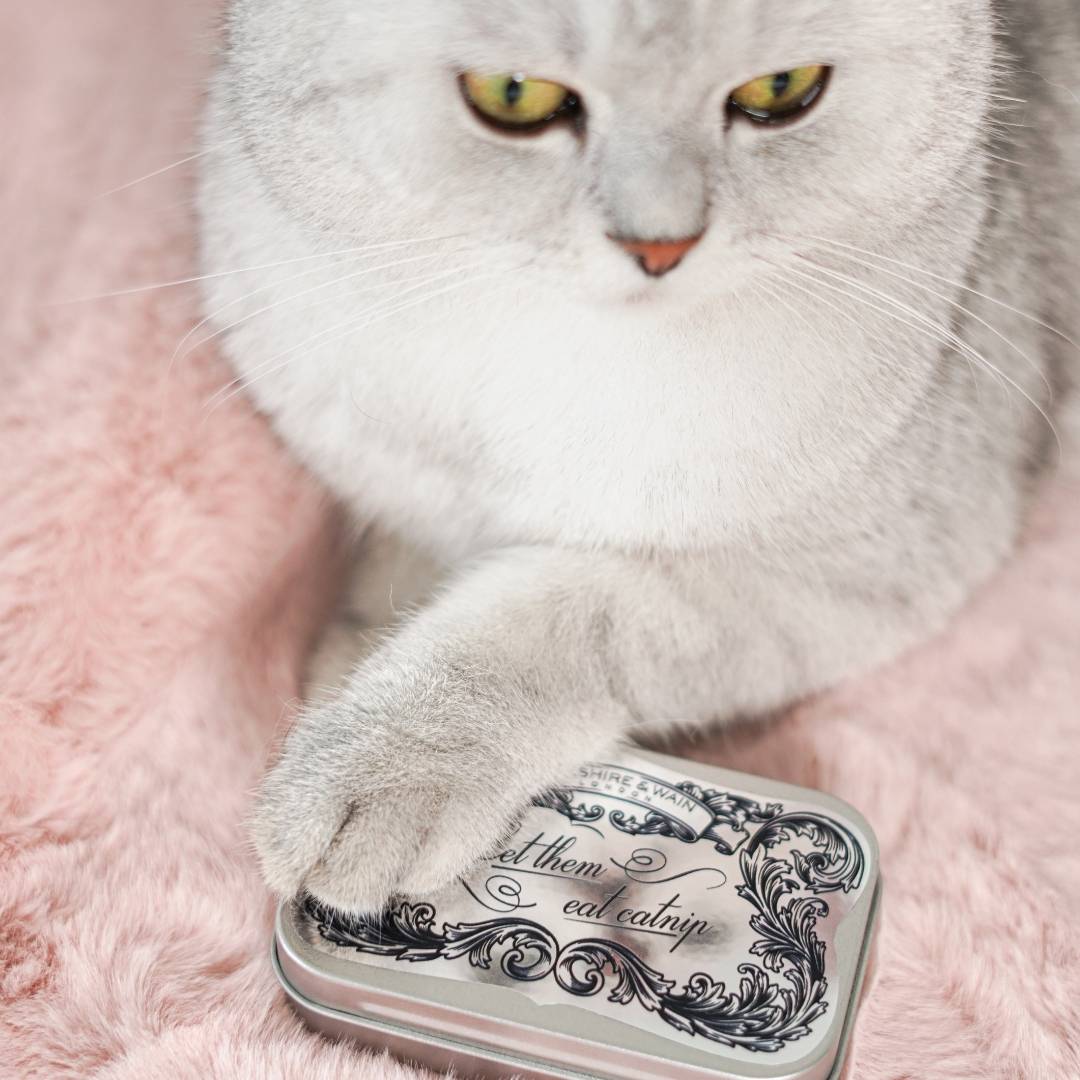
[1,2,1077,1078]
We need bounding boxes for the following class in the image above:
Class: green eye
[729,64,830,123]
[461,72,576,130]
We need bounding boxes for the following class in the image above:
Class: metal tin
[273,750,880,1080]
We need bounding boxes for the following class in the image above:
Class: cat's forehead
[475,0,727,52]
[449,0,857,71]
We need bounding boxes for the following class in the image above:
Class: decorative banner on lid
[569,763,717,837]
[539,761,783,855]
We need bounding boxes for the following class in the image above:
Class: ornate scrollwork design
[530,787,605,827]
[307,782,865,1054]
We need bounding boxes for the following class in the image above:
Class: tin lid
[274,750,880,1080]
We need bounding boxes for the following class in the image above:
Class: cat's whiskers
[168,236,441,363]
[946,177,1026,226]
[164,259,471,417]
[788,260,1012,403]
[784,260,999,389]
[777,261,1000,420]
[173,247,463,369]
[776,260,1060,457]
[780,233,1080,353]
[984,151,1029,170]
[170,261,351,373]
[751,269,980,505]
[207,271,507,418]
[204,268,472,412]
[52,235,464,306]
[949,86,1029,106]
[793,248,1052,399]
[95,136,245,199]
[770,269,986,445]
[1016,67,1080,106]
[204,262,497,415]
[747,276,857,450]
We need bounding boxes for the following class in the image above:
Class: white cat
[199,0,1079,913]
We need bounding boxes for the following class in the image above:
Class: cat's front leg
[252,511,988,914]
[252,547,641,915]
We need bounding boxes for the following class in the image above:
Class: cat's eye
[461,72,579,132]
[728,65,830,124]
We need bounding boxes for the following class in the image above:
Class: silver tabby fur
[199,0,1079,913]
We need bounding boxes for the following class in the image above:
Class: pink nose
[614,234,703,277]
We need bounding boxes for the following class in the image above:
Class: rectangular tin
[273,750,880,1079]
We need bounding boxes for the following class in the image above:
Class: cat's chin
[621,283,720,310]
[581,275,741,316]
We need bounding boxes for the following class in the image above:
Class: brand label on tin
[305,756,872,1062]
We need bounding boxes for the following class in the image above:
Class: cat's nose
[612,233,703,277]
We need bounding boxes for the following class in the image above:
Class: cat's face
[208,0,1005,551]
[224,0,996,308]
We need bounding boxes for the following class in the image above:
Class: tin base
[274,878,878,1080]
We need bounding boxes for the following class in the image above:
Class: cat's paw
[301,779,529,915]
[251,687,551,915]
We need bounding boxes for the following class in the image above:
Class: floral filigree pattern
[307,781,865,1054]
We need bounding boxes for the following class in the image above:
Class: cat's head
[219,0,1001,307]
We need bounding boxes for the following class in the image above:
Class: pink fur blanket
[3,2,1078,1077]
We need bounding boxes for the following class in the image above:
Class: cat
[198,0,1079,914]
